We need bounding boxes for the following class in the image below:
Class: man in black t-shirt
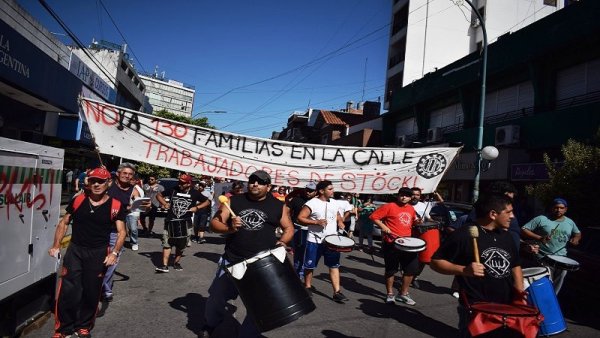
[202,170,293,337]
[431,194,525,337]
[155,174,209,273]
[49,167,127,338]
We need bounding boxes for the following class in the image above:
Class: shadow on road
[169,292,242,337]
[322,329,362,338]
[345,254,385,268]
[193,251,222,264]
[357,298,458,337]
[137,250,165,267]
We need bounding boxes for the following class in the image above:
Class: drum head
[324,235,354,248]
[394,237,426,252]
[545,254,580,271]
[522,267,549,278]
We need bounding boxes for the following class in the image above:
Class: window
[543,0,557,6]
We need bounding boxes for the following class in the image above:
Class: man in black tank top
[202,170,293,337]
[103,162,146,303]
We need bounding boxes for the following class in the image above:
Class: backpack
[71,193,121,221]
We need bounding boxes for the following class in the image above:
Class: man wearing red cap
[155,173,210,272]
[48,167,127,338]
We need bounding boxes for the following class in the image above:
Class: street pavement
[25,230,600,338]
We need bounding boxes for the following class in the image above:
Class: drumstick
[469,226,480,264]
[218,195,237,218]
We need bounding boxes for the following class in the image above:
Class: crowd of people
[49,167,583,338]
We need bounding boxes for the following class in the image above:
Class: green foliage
[153,109,214,129]
[136,162,172,179]
[526,137,600,227]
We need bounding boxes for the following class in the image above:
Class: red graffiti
[0,170,50,220]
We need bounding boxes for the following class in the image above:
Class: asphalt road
[24,230,600,338]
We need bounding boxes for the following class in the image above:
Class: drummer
[410,187,434,289]
[154,174,209,273]
[202,170,293,337]
[297,180,349,303]
[430,193,525,337]
[369,187,422,306]
[521,198,581,294]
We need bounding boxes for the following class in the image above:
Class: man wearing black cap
[49,167,127,338]
[155,173,209,272]
[203,170,293,337]
[521,197,581,294]
[369,187,421,305]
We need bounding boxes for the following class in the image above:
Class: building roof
[318,110,379,127]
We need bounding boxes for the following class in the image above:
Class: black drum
[228,249,316,332]
[167,219,189,239]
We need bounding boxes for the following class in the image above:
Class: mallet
[218,195,237,217]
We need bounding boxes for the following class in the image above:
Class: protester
[49,167,127,338]
[431,194,525,338]
[521,197,581,294]
[357,197,377,253]
[155,174,209,272]
[297,180,349,303]
[141,175,165,236]
[192,181,213,244]
[286,181,318,278]
[369,187,421,305]
[202,170,293,337]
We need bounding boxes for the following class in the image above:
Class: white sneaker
[452,291,460,299]
[385,294,395,304]
[395,293,416,306]
[131,244,139,251]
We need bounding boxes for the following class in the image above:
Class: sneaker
[198,238,207,244]
[155,265,169,273]
[200,325,214,338]
[103,294,113,302]
[131,244,139,251]
[385,293,395,304]
[411,278,420,289]
[75,328,91,338]
[305,287,313,297]
[173,263,183,271]
[332,291,349,303]
[187,239,192,247]
[452,291,460,299]
[395,293,416,306]
[52,333,70,338]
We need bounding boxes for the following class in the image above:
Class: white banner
[80,98,461,194]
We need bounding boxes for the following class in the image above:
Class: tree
[133,109,214,178]
[526,132,600,228]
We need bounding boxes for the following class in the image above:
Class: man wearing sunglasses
[202,170,293,337]
[49,167,127,338]
[154,174,209,273]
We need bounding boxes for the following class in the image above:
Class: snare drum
[542,255,580,271]
[413,221,440,263]
[167,219,189,239]
[393,237,426,252]
[324,235,355,252]
[468,302,543,338]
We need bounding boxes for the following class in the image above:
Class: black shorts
[142,205,158,218]
[382,241,420,276]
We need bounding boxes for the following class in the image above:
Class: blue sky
[19,0,391,138]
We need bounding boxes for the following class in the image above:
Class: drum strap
[226,246,287,280]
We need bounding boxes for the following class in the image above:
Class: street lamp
[192,110,226,119]
[462,0,488,202]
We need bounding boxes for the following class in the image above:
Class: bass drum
[229,249,316,332]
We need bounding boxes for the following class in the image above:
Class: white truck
[0,137,64,336]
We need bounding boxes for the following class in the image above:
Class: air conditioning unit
[427,127,442,142]
[495,125,520,146]
[396,135,407,147]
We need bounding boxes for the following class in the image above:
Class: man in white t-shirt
[297,180,348,303]
[334,193,353,236]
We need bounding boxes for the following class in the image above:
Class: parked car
[429,201,473,234]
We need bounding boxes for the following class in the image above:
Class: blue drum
[526,276,566,336]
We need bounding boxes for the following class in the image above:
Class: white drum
[324,235,355,252]
[522,266,551,290]
[543,255,580,271]
[393,237,426,252]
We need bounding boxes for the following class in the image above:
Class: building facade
[384,0,569,110]
[382,0,600,204]
[139,73,195,117]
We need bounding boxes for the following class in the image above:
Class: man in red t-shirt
[370,187,420,306]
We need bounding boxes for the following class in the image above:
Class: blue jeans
[204,258,261,338]
[126,214,139,245]
[102,232,123,298]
